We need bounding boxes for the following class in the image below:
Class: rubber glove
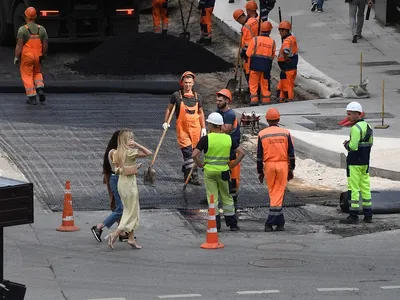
[13,57,20,65]
[201,128,207,137]
[162,122,170,130]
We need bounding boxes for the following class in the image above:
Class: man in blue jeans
[311,0,324,12]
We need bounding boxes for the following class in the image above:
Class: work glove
[201,128,207,137]
[343,140,350,150]
[162,122,170,130]
[13,57,20,65]
[258,173,264,184]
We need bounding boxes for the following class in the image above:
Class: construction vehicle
[0,0,151,45]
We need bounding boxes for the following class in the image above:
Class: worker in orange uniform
[163,71,207,185]
[257,108,295,232]
[233,9,259,85]
[246,21,276,106]
[14,7,48,105]
[277,21,298,103]
[216,89,241,210]
[197,0,215,45]
[152,0,169,35]
[245,1,259,19]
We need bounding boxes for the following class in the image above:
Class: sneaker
[91,226,103,242]
[264,224,273,232]
[311,2,317,11]
[352,35,357,43]
[276,225,285,231]
[363,217,373,223]
[340,216,359,224]
[26,96,37,105]
[317,8,323,12]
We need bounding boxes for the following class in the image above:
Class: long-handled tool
[182,164,196,191]
[178,0,190,40]
[278,7,282,22]
[226,33,243,92]
[375,80,390,129]
[182,0,195,40]
[144,105,176,185]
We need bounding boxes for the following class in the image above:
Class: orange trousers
[230,159,241,195]
[152,0,168,33]
[20,53,44,97]
[200,7,213,38]
[264,161,288,226]
[249,70,271,105]
[277,69,297,101]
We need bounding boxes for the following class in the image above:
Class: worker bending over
[246,21,276,106]
[163,71,206,185]
[193,113,245,231]
[152,0,169,35]
[197,0,215,45]
[14,7,48,105]
[257,108,295,232]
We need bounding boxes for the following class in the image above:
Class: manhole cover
[249,258,308,268]
[257,243,306,251]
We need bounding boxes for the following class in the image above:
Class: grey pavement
[208,0,400,180]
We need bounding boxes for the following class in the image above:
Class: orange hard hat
[233,9,245,21]
[216,89,232,102]
[179,71,196,85]
[24,7,37,20]
[245,1,258,11]
[266,108,280,121]
[279,20,292,30]
[261,21,273,32]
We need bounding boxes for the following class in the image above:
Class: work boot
[216,215,221,232]
[191,169,201,185]
[340,215,359,224]
[90,226,103,242]
[196,37,205,44]
[352,35,358,43]
[230,224,240,231]
[363,216,373,223]
[37,88,46,102]
[276,225,285,231]
[26,96,37,105]
[264,223,273,232]
[162,29,168,35]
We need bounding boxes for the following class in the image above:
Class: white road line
[158,294,202,299]
[317,288,360,292]
[381,286,400,290]
[237,290,280,295]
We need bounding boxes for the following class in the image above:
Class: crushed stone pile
[67,32,234,76]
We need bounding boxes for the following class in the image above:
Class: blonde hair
[114,129,133,167]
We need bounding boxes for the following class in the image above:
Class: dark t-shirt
[196,134,239,154]
[170,90,203,119]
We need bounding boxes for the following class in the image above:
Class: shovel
[143,104,176,185]
[226,33,243,92]
[179,0,195,40]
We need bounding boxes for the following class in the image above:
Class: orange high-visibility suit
[240,17,259,83]
[257,125,295,228]
[246,35,276,105]
[277,33,298,101]
[198,0,215,40]
[152,0,169,34]
[20,25,45,97]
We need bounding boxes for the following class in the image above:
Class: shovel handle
[178,0,186,29]
[234,31,243,80]
[184,0,195,32]
[183,164,196,187]
[150,104,176,166]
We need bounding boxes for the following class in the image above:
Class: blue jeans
[103,175,123,228]
[312,0,324,9]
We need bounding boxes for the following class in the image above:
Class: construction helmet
[233,9,245,21]
[266,108,280,121]
[278,20,292,31]
[346,101,363,113]
[216,89,232,102]
[245,1,258,11]
[179,71,196,86]
[25,7,37,20]
[206,112,224,126]
[261,21,273,32]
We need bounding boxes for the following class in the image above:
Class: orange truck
[0,0,150,45]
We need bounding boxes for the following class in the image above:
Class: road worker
[163,71,206,185]
[245,1,259,20]
[259,0,276,22]
[152,0,169,35]
[257,108,295,232]
[233,9,259,85]
[193,112,245,231]
[246,21,276,106]
[277,21,298,103]
[14,6,48,105]
[197,0,215,45]
[216,89,241,210]
[341,102,373,224]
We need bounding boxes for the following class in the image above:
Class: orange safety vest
[247,35,275,74]
[277,34,298,71]
[22,25,43,58]
[176,90,201,148]
[241,17,259,49]
[258,126,291,162]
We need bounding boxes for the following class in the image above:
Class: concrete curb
[0,80,181,94]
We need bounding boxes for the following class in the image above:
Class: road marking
[158,294,202,299]
[317,288,359,292]
[237,290,280,295]
[87,298,126,300]
[381,286,400,290]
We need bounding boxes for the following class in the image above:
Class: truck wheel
[13,3,26,38]
[0,4,14,46]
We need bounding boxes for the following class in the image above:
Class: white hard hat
[206,112,224,125]
[346,101,363,113]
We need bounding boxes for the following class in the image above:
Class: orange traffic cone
[201,194,224,249]
[57,180,80,232]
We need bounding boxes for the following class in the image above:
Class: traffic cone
[201,194,224,249]
[57,181,80,232]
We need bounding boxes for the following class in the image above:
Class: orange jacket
[241,17,259,49]
[278,33,298,70]
[246,34,275,73]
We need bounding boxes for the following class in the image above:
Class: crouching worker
[192,113,245,231]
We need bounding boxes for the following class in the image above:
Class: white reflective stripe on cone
[62,216,74,221]
[208,204,215,208]
[208,215,216,220]
[207,228,217,233]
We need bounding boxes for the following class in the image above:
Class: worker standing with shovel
[163,71,207,185]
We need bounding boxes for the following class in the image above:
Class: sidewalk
[209,0,400,180]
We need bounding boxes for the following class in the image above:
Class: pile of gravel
[67,32,234,76]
